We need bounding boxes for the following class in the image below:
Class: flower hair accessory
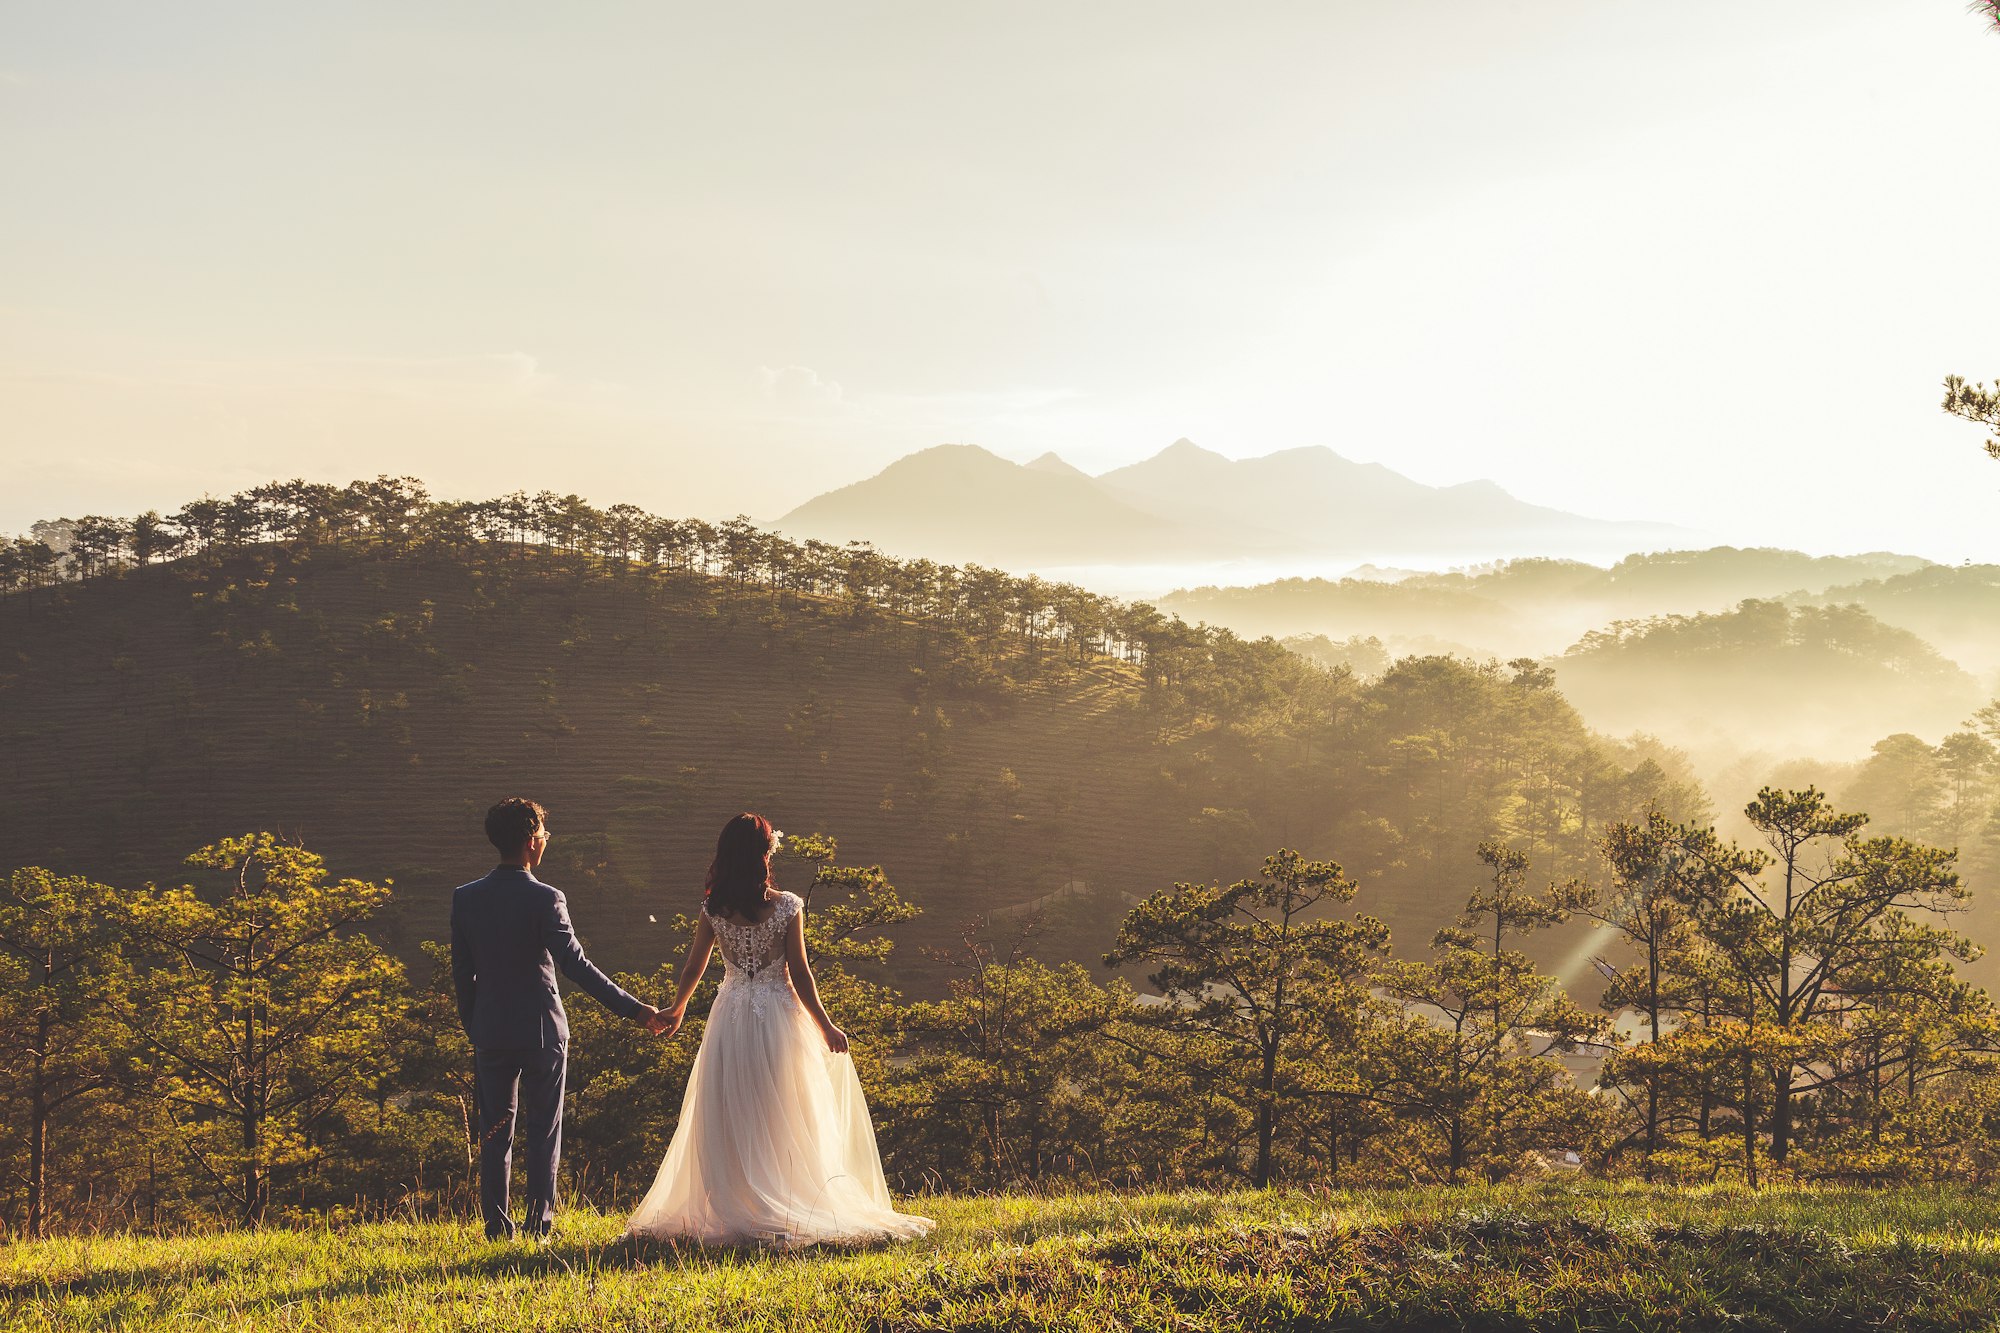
[770,828,786,856]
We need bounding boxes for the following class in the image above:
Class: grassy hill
[8,1186,2000,1331]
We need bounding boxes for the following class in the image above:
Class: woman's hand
[820,1021,850,1054]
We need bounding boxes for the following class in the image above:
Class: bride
[625,813,934,1246]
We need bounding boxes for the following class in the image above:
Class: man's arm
[449,891,477,1036]
[543,891,649,1022]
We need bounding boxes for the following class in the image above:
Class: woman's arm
[658,912,717,1039]
[783,908,849,1054]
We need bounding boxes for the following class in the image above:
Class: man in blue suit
[452,797,663,1240]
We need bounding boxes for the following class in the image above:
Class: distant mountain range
[773,440,1681,568]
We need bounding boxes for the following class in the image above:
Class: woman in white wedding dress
[625,813,934,1247]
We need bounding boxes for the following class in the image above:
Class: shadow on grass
[1,1228,903,1310]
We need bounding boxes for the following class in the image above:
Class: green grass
[10,1186,2000,1331]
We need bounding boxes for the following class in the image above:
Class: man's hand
[644,1006,682,1038]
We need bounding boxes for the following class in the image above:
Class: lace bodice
[710,892,801,1017]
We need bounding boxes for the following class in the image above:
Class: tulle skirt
[624,977,934,1246]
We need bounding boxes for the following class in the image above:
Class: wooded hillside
[0,478,1706,991]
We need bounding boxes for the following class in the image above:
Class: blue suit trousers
[474,1043,566,1239]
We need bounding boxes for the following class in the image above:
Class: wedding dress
[624,891,934,1245]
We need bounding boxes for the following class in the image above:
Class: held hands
[638,1001,833,1048]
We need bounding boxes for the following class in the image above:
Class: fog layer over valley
[1554,600,1982,770]
[1166,548,1946,665]
[1170,549,2000,787]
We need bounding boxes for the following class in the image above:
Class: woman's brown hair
[704,812,778,920]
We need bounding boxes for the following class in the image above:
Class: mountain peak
[781,436,1674,569]
[1025,451,1090,480]
[895,442,1009,469]
[1260,444,1357,466]
[1156,438,1227,464]
[1094,439,1233,492]
[775,440,1185,565]
[1445,477,1514,499]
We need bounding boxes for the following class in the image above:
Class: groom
[451,797,664,1240]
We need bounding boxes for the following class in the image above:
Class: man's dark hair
[486,797,548,858]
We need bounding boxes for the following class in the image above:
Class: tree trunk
[243,1098,263,1225]
[985,1104,1003,1188]
[1770,1065,1793,1164]
[1740,1050,1758,1189]
[243,1064,266,1227]
[1644,935,1662,1182]
[28,1011,48,1240]
[1253,1067,1275,1190]
[1906,1044,1920,1146]
[243,921,266,1227]
[1698,990,1715,1141]
[1869,1037,1883,1142]
[1644,1079,1659,1184]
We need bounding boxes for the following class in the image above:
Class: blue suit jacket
[450,865,645,1050]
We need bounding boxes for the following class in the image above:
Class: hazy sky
[4,2,1998,560]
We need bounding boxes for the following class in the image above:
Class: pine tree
[1373,843,1606,1182]
[1106,849,1388,1187]
[119,834,403,1224]
[0,869,130,1237]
